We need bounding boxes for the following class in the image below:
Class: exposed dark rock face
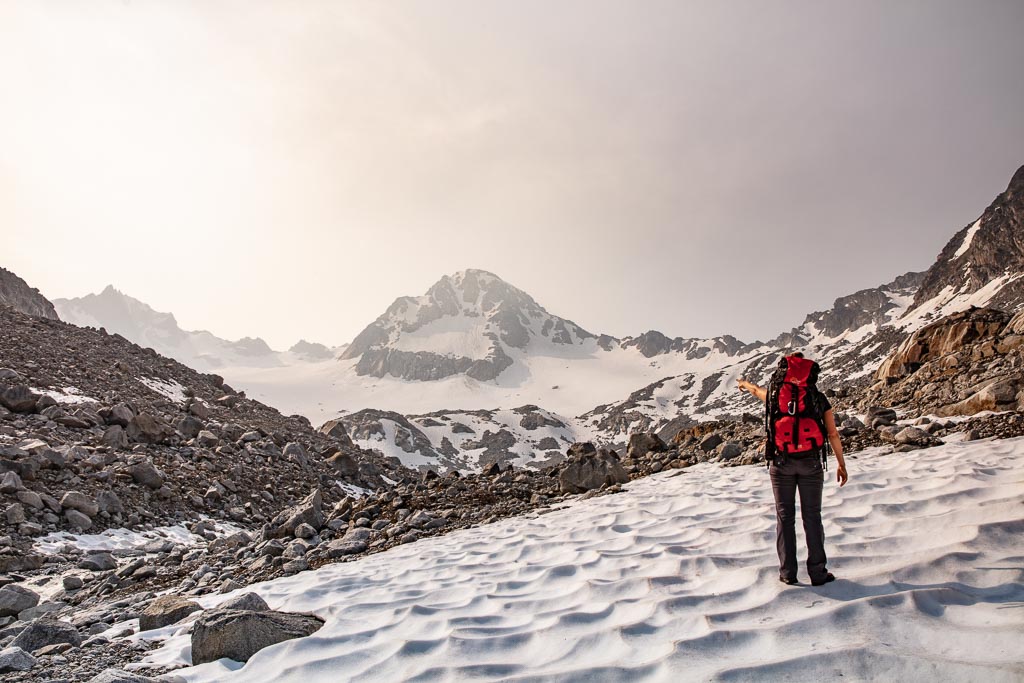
[0,267,58,320]
[792,272,927,342]
[913,165,1024,311]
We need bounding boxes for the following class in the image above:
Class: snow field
[133,437,1024,682]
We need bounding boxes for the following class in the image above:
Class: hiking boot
[779,575,798,585]
[811,572,836,586]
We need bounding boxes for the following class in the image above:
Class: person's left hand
[836,464,848,487]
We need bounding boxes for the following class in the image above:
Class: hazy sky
[3,1,1023,350]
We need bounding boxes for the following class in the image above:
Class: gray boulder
[10,617,83,651]
[326,451,359,478]
[0,385,39,413]
[65,509,93,530]
[126,413,173,444]
[188,399,211,419]
[319,419,355,447]
[0,585,40,617]
[626,433,667,459]
[175,415,204,440]
[101,425,129,449]
[559,449,628,494]
[106,403,135,427]
[139,595,202,631]
[0,646,36,673]
[699,433,724,452]
[326,528,371,558]
[190,608,324,665]
[96,490,124,515]
[266,489,323,539]
[867,406,898,428]
[219,593,270,612]
[718,442,743,460]
[128,459,165,489]
[78,552,117,571]
[196,430,220,448]
[894,427,931,445]
[60,491,99,517]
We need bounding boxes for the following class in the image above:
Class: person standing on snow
[737,353,848,586]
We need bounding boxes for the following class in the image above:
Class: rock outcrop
[0,267,59,320]
[190,608,324,664]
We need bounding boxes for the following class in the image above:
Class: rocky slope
[0,267,59,320]
[0,303,407,573]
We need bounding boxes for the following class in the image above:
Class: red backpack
[765,355,829,466]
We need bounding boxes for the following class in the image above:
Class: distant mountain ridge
[52,286,336,373]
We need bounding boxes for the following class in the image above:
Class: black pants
[770,455,828,583]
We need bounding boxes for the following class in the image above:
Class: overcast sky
[3,1,1023,350]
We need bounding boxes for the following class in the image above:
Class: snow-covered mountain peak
[340,269,597,382]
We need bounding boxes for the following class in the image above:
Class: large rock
[0,585,40,617]
[219,593,270,612]
[699,433,724,452]
[106,403,135,427]
[866,406,898,429]
[326,528,371,558]
[266,490,323,539]
[101,425,129,449]
[326,451,359,477]
[65,509,93,530]
[96,490,125,515]
[128,459,165,489]
[559,449,628,494]
[318,419,355,447]
[626,433,667,459]
[893,427,931,445]
[139,595,202,631]
[10,617,83,651]
[190,608,324,665]
[0,385,39,413]
[60,491,99,517]
[175,415,204,440]
[126,413,173,444]
[78,551,117,571]
[0,646,36,673]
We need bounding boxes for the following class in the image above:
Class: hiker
[737,353,848,587]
